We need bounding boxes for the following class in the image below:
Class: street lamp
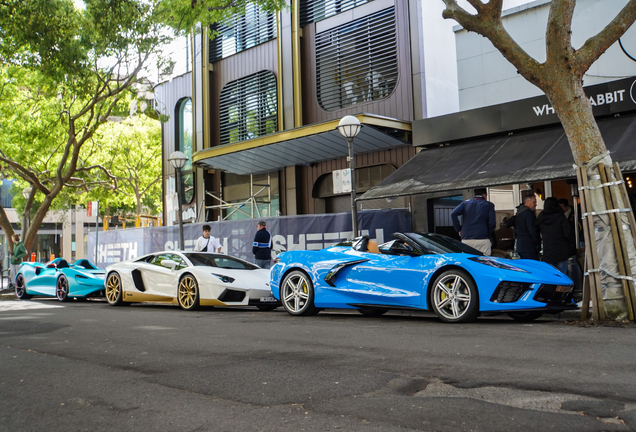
[337,115,362,237]
[168,151,188,250]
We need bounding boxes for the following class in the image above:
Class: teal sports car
[15,258,106,301]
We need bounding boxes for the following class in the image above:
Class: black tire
[430,269,479,323]
[507,311,544,322]
[357,308,389,317]
[256,305,278,311]
[280,270,319,316]
[56,275,70,302]
[178,274,200,311]
[14,274,31,300]
[105,272,127,306]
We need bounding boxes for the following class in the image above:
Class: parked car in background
[15,258,105,301]
[105,252,278,311]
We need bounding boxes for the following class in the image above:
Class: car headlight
[213,274,235,283]
[468,257,529,273]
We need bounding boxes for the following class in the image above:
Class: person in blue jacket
[451,188,496,255]
[253,221,273,269]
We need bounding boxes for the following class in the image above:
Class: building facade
[154,0,457,231]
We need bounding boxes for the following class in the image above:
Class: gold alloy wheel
[178,275,198,310]
[106,273,122,304]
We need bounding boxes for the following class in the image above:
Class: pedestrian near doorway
[537,197,572,274]
[253,221,273,269]
[10,234,27,286]
[194,224,222,253]
[451,188,496,255]
[513,194,541,260]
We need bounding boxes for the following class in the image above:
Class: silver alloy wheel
[282,272,310,313]
[433,274,472,320]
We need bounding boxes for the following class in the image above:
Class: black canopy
[359,112,636,201]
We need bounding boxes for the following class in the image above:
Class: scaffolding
[205,173,272,221]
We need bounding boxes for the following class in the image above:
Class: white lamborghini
[104,251,279,311]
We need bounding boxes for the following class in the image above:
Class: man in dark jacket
[513,194,541,260]
[451,188,496,255]
[253,221,273,269]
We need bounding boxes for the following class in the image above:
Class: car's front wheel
[105,272,127,306]
[15,274,31,300]
[280,270,319,316]
[430,269,479,323]
[178,275,200,311]
[56,275,70,302]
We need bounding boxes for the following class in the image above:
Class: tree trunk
[544,75,634,319]
[0,204,15,253]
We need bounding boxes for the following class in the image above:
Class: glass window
[177,98,194,204]
[219,71,278,146]
[315,7,397,111]
[300,0,372,26]
[209,4,276,63]
[184,253,259,270]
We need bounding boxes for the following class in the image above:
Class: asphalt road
[0,297,634,432]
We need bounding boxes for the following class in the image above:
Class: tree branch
[574,0,636,74]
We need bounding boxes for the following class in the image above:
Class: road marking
[0,301,64,312]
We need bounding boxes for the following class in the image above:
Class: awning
[193,114,411,175]
[359,112,636,201]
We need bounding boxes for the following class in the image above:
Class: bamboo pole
[577,165,605,320]
[599,164,634,321]
[610,163,636,320]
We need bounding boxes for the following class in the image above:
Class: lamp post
[168,151,188,250]
[337,116,362,237]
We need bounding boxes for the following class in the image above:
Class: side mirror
[46,263,57,269]
[161,259,178,270]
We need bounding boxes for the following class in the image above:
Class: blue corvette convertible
[270,233,577,323]
[15,258,105,302]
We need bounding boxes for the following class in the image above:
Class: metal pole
[176,169,184,250]
[348,137,358,237]
[95,201,99,263]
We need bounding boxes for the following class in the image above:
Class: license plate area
[260,296,277,302]
[556,285,573,293]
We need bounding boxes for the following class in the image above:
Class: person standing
[194,224,222,253]
[451,188,496,255]
[537,197,572,274]
[10,234,27,286]
[253,221,273,269]
[513,194,541,260]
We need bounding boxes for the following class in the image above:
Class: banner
[87,208,412,268]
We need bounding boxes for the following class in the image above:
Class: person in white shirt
[194,224,222,253]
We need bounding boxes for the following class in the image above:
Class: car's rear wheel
[280,270,319,316]
[357,308,389,317]
[56,275,70,302]
[178,275,200,311]
[430,269,479,323]
[507,311,544,322]
[256,305,278,311]
[15,274,31,300]
[105,272,127,306]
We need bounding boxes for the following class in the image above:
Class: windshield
[184,253,259,270]
[405,232,483,256]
